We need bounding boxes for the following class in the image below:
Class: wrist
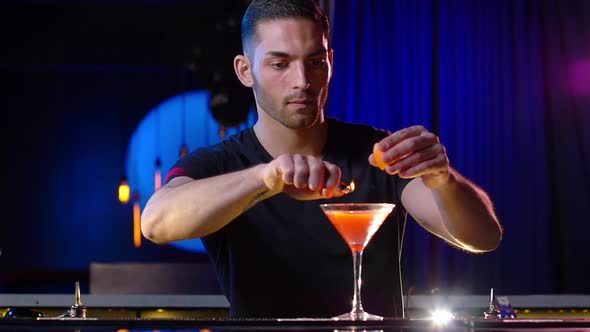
[422,168,453,190]
[255,163,283,195]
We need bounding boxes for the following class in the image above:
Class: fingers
[278,154,323,190]
[321,161,341,198]
[371,125,450,179]
[292,154,310,189]
[271,154,344,199]
[307,157,325,191]
[375,125,428,152]
[390,145,448,178]
[369,126,429,169]
[383,128,438,164]
[275,154,296,185]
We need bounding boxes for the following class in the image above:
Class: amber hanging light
[133,192,142,248]
[118,175,130,204]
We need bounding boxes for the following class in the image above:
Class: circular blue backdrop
[125,90,256,252]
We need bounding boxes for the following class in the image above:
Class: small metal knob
[483,288,501,319]
[60,281,87,318]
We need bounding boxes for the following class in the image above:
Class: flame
[349,180,356,192]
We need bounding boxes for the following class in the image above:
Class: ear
[234,55,254,88]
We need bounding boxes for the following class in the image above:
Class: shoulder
[182,129,249,163]
[325,117,390,156]
[327,117,390,140]
[166,128,257,182]
[195,127,257,159]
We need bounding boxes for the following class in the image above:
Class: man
[141,0,502,319]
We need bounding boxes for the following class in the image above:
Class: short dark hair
[241,0,330,55]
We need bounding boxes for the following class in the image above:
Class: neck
[253,113,328,159]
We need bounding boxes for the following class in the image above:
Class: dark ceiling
[0,0,250,67]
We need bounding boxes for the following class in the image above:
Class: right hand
[260,154,343,200]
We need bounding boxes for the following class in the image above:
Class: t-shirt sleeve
[164,146,223,184]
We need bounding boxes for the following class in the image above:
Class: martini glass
[320,203,395,321]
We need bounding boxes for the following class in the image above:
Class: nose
[291,62,310,90]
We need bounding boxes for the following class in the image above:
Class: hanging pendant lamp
[133,192,142,248]
[118,174,130,204]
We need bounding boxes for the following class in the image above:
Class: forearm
[431,170,503,252]
[141,164,274,243]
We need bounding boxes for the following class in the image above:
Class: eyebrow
[265,48,328,58]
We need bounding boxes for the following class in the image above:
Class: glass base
[332,310,383,321]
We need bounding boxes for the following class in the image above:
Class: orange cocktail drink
[323,209,390,253]
[320,203,395,321]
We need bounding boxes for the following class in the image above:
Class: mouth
[287,99,313,105]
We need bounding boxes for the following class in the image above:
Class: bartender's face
[242,18,333,129]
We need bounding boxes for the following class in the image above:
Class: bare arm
[370,125,503,253]
[401,170,502,252]
[141,155,343,244]
[141,164,272,243]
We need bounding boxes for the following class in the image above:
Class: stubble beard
[253,85,324,130]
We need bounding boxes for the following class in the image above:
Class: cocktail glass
[320,203,395,321]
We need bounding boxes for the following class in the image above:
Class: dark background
[0,0,250,293]
[1,0,589,297]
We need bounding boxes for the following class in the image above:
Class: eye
[310,58,326,68]
[270,61,288,70]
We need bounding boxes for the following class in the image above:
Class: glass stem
[351,250,364,313]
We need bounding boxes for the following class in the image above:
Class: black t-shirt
[167,117,411,318]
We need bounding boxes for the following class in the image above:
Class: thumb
[260,163,285,193]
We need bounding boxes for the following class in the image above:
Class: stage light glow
[430,309,454,325]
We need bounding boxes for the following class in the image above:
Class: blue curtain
[328,0,590,295]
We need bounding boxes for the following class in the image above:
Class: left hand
[369,125,451,189]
